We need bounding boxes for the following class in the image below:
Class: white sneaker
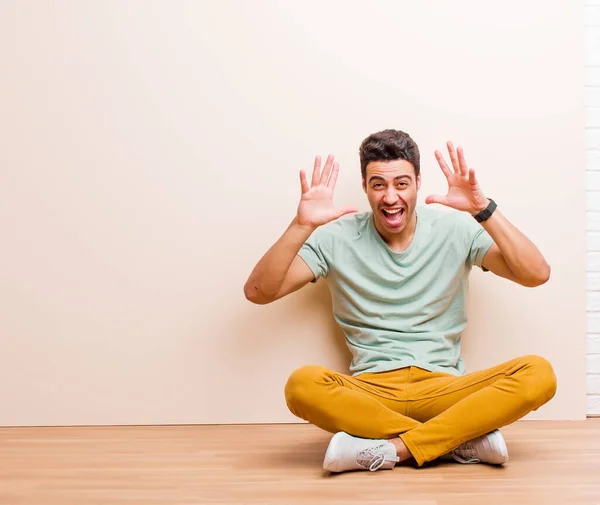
[451,429,509,465]
[323,432,400,473]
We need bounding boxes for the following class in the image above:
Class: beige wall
[0,0,586,425]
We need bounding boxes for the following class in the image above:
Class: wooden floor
[1,420,599,505]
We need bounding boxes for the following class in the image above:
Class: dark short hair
[359,129,420,179]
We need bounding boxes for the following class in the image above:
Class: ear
[416,174,421,191]
[362,178,366,193]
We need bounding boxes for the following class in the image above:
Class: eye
[372,183,384,189]
[397,182,409,188]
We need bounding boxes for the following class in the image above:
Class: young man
[244,129,557,473]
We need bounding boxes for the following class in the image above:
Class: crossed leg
[285,355,557,466]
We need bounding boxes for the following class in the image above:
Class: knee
[284,365,329,412]
[521,355,557,408]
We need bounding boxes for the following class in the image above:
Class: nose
[382,187,399,205]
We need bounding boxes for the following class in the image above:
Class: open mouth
[381,207,405,227]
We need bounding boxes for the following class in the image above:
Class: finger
[447,141,461,174]
[468,168,477,185]
[299,169,310,194]
[425,194,450,206]
[457,147,470,177]
[434,150,453,178]
[320,154,335,185]
[327,162,339,187]
[311,156,321,187]
[334,206,359,219]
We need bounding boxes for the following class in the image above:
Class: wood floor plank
[1,420,599,505]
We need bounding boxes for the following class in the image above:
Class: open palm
[297,155,357,228]
[426,142,489,214]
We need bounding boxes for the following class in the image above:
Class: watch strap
[473,199,497,223]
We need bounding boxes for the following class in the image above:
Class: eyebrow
[368,175,413,183]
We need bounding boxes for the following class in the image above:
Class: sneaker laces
[451,442,481,464]
[357,444,399,471]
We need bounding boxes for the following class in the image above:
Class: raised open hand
[425,142,489,215]
[297,155,358,229]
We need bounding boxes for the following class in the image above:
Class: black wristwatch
[473,199,497,223]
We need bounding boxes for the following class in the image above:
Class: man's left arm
[426,141,550,288]
[476,207,550,287]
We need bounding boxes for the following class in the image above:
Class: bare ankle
[389,437,412,462]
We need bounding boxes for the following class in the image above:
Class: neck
[374,210,418,252]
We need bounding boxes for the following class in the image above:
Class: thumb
[425,195,449,206]
[334,206,359,219]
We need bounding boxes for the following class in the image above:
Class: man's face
[362,159,421,236]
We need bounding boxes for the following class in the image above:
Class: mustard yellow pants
[285,355,557,466]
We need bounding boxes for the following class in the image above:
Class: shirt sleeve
[297,225,333,282]
[460,213,495,270]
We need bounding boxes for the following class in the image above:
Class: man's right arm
[243,154,357,305]
[243,219,316,305]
